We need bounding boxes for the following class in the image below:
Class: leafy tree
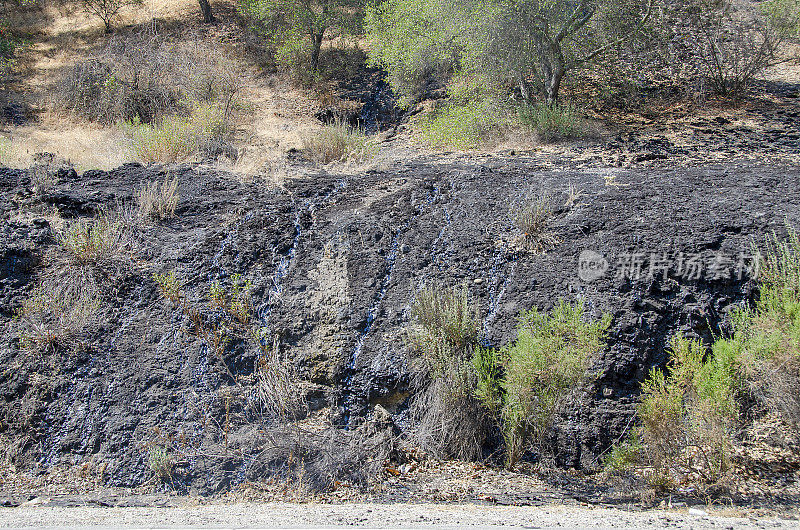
[238,0,364,73]
[366,0,654,105]
[81,0,144,33]
[661,0,800,98]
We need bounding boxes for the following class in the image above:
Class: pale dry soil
[2,502,800,529]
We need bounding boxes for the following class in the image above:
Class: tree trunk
[541,41,566,105]
[310,32,324,72]
[518,72,533,103]
[198,0,214,23]
[545,65,564,105]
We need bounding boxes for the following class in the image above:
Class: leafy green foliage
[414,100,501,150]
[238,0,365,78]
[366,0,654,105]
[496,301,610,466]
[518,102,584,141]
[637,335,739,484]
[625,226,800,486]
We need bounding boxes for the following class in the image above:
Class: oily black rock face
[0,159,798,490]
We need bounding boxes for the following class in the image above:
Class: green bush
[414,100,501,150]
[517,102,584,142]
[637,335,739,484]
[623,226,800,486]
[494,301,610,466]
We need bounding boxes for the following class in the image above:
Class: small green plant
[57,211,127,267]
[154,270,182,304]
[136,176,179,221]
[509,194,557,252]
[148,445,173,483]
[228,274,253,325]
[302,120,376,164]
[517,102,583,142]
[603,432,644,475]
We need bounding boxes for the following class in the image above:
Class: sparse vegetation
[55,27,241,134]
[136,176,180,221]
[147,445,174,483]
[57,210,129,267]
[509,194,557,253]
[81,0,144,33]
[122,104,234,164]
[27,153,70,199]
[16,277,105,353]
[302,120,375,164]
[252,336,308,422]
[613,226,800,487]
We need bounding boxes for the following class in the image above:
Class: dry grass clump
[510,194,558,252]
[302,120,376,165]
[27,153,72,198]
[247,422,395,495]
[251,338,308,423]
[136,176,179,221]
[406,285,491,460]
[16,275,105,353]
[56,210,130,267]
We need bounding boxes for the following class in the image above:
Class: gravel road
[1,502,799,529]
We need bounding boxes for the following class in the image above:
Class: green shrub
[414,101,501,150]
[626,226,800,486]
[637,334,739,484]
[495,301,610,466]
[302,120,376,165]
[123,104,232,164]
[517,102,583,142]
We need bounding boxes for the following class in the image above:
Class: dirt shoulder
[1,501,799,529]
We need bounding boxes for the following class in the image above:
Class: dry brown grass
[136,175,179,221]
